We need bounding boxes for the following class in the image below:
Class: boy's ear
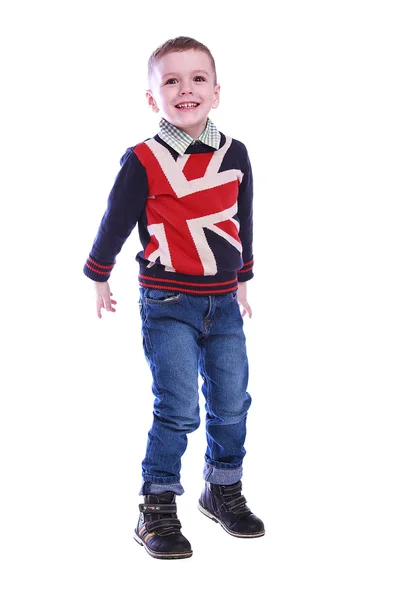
[146,90,159,113]
[212,84,221,109]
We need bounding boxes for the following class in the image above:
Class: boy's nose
[179,84,194,95]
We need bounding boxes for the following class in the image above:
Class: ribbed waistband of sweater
[138,268,238,296]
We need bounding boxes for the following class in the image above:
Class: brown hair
[148,36,217,86]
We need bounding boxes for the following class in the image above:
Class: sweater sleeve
[237,146,254,282]
[83,148,148,282]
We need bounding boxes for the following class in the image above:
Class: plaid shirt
[158,117,221,155]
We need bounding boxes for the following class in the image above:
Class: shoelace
[220,482,252,516]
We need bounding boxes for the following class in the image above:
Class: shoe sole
[133,530,193,559]
[197,503,265,538]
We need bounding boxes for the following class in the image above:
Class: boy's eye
[194,76,206,81]
[165,78,178,85]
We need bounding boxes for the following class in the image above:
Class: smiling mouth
[175,102,200,109]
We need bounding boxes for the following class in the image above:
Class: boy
[83,36,264,560]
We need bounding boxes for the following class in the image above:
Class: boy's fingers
[96,295,117,317]
[104,296,117,312]
[97,298,104,319]
[241,303,252,318]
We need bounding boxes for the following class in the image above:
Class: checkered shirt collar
[157,117,221,155]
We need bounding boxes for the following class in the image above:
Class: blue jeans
[138,287,252,496]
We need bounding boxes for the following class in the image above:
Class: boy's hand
[238,281,252,318]
[94,281,117,319]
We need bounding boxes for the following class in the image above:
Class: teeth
[176,103,198,108]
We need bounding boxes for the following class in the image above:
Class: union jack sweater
[83,132,254,295]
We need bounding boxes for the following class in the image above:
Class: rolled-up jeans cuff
[139,481,185,496]
[203,463,243,485]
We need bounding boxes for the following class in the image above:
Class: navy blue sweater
[84,132,254,295]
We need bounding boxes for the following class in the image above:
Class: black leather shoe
[198,481,265,538]
[134,492,192,559]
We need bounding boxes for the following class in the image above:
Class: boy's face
[146,49,220,139]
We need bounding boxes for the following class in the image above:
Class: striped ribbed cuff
[237,258,254,282]
[83,256,115,282]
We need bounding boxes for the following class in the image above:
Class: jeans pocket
[144,288,183,305]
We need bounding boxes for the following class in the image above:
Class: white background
[1,0,399,598]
